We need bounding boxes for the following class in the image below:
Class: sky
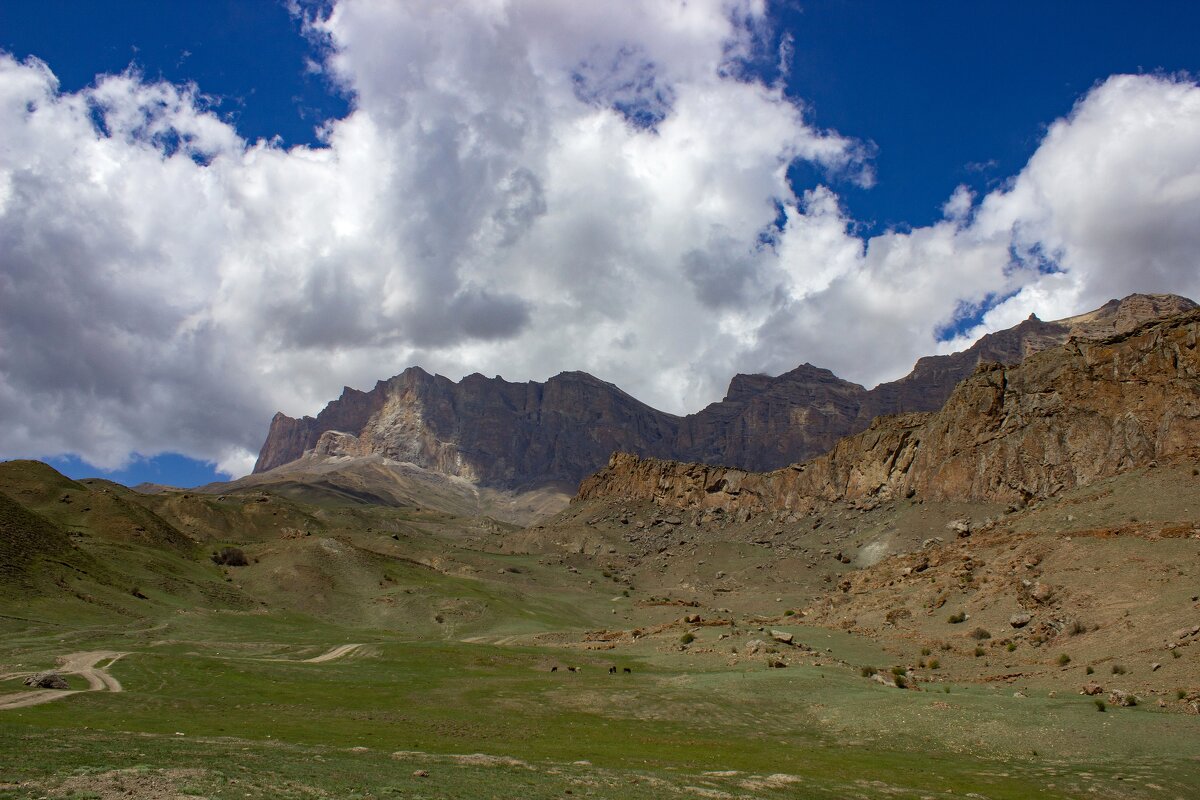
[2,1,1200,487]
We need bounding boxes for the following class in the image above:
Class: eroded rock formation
[254,294,1196,490]
[578,309,1200,511]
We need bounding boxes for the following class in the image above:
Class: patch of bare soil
[49,768,211,800]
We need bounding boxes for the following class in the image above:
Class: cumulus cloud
[1,1,1199,478]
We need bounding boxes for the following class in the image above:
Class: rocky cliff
[254,294,1196,490]
[254,368,680,490]
[578,308,1200,511]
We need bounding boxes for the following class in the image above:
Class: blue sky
[2,1,1199,487]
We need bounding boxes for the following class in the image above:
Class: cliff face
[254,294,1197,490]
[577,309,1200,511]
[253,367,680,490]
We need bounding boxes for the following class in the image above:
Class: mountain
[578,306,1200,511]
[251,293,1197,492]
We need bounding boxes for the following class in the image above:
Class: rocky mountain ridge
[253,293,1196,490]
[577,308,1200,512]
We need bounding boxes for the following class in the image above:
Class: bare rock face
[254,294,1196,491]
[254,368,680,490]
[578,309,1200,511]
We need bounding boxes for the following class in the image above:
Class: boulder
[1009,612,1032,628]
[744,639,767,655]
[770,630,794,645]
[1030,583,1054,604]
[1108,689,1138,707]
[1080,682,1104,696]
[23,672,68,690]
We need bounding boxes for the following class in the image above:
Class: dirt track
[303,644,363,663]
[0,651,127,711]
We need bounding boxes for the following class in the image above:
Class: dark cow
[550,666,558,672]
[623,667,632,674]
[608,666,617,674]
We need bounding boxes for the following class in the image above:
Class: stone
[412,770,429,778]
[1108,689,1138,707]
[1081,682,1104,696]
[744,639,766,655]
[1030,584,1054,604]
[1009,613,1033,629]
[770,630,794,645]
[23,672,68,689]
[946,518,972,537]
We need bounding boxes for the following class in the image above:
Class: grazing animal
[608,666,617,674]
[567,666,576,673]
[551,666,558,672]
[623,667,632,674]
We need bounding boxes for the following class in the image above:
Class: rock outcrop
[254,369,681,490]
[254,294,1196,490]
[577,309,1200,511]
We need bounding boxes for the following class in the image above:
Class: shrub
[1086,666,1095,675]
[970,627,991,640]
[1067,619,1088,636]
[211,546,248,567]
[1111,664,1127,675]
[948,612,966,624]
[1057,653,1071,666]
[928,658,940,670]
[973,647,985,658]
[1006,642,1017,652]
[891,665,907,676]
[680,632,695,644]
[1094,699,1106,712]
[1172,649,1182,659]
[921,647,932,656]
[784,609,795,616]
[860,666,877,677]
[1177,689,1187,700]
[894,674,908,689]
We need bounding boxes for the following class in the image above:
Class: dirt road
[303,644,363,663]
[0,651,126,711]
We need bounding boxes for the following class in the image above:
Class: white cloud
[1,2,1199,478]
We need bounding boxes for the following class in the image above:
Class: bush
[948,611,967,624]
[970,627,991,640]
[1094,699,1106,712]
[784,609,795,616]
[894,674,908,689]
[1006,642,1017,652]
[1057,653,1071,666]
[1067,619,1088,636]
[211,546,248,567]
[974,647,985,658]
[1177,689,1187,700]
[1172,649,1182,659]
[921,647,932,656]
[1111,664,1127,675]
[1086,666,1094,675]
[891,665,907,676]
[860,666,877,677]
[680,632,695,644]
[928,658,940,670]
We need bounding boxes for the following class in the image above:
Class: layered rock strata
[255,294,1196,489]
[577,309,1200,511]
